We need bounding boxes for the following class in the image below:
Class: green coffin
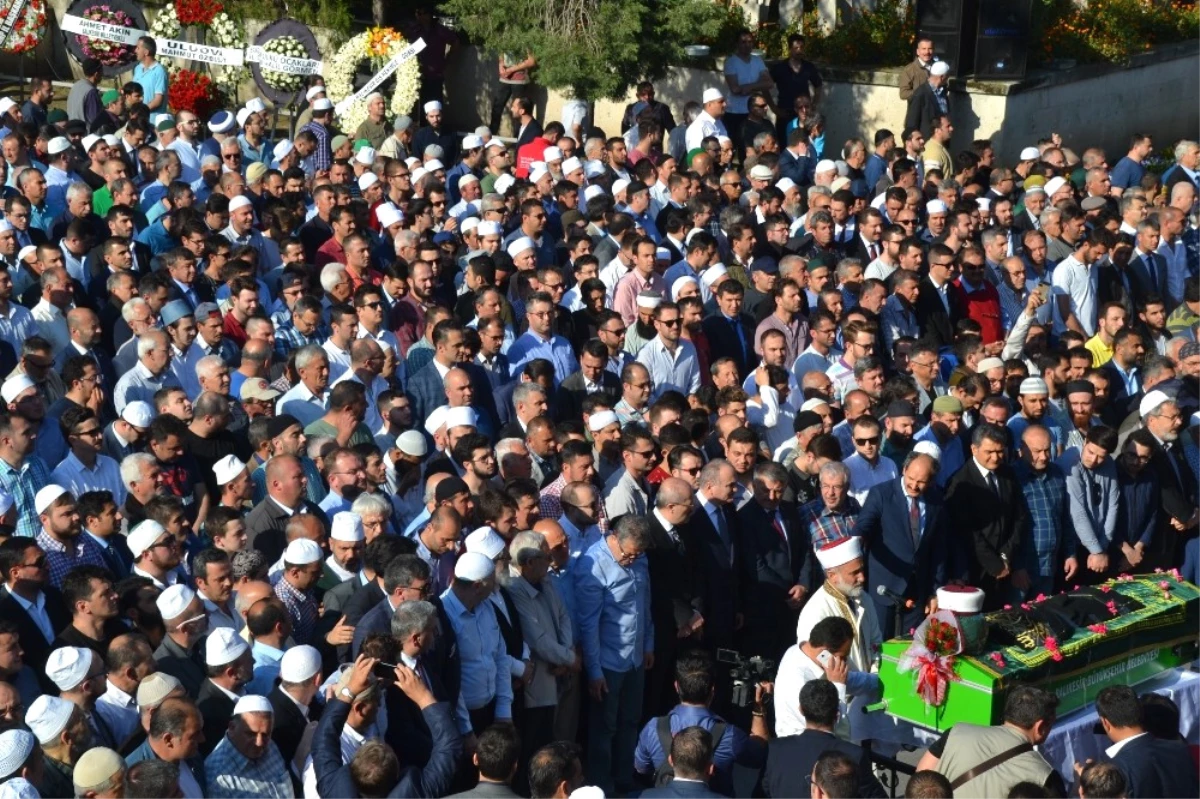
[877,575,1200,732]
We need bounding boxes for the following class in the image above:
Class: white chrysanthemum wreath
[149,2,249,95]
[325,27,421,136]
[261,35,306,93]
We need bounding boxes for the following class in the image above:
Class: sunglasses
[854,436,881,445]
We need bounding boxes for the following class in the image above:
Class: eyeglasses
[223,153,241,160]
[854,436,881,445]
[602,327,627,336]
[677,466,702,475]
[658,318,681,327]
[400,583,431,597]
[358,301,383,310]
[21,557,46,569]
[910,360,937,369]
[615,537,642,562]
[151,538,179,550]
[629,448,657,458]
[72,427,103,437]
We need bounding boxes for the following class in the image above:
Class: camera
[716,648,775,708]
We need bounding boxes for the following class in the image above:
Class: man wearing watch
[311,654,462,799]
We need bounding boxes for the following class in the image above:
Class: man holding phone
[999,256,1051,332]
[772,616,862,739]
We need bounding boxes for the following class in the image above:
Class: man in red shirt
[952,246,1003,344]
[315,206,356,267]
[222,275,259,347]
[516,121,564,179]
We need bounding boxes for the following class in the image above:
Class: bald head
[286,513,325,544]
[843,390,871,417]
[532,518,564,543]
[655,476,694,507]
[350,338,382,366]
[560,480,596,508]
[234,580,273,615]
[243,337,271,362]
[714,414,742,442]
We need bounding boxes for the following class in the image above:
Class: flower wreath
[0,0,47,54]
[149,0,247,95]
[260,35,305,93]
[74,4,136,67]
[325,27,421,137]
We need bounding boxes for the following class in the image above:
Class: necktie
[772,514,787,544]
[986,471,999,497]
[713,507,730,548]
[908,495,921,548]
[729,317,746,362]
[1145,255,1160,291]
[868,243,879,261]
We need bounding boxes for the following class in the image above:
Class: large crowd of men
[0,25,1192,799]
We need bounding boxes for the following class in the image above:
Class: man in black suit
[1094,685,1199,799]
[555,340,621,422]
[196,627,253,756]
[685,460,742,655]
[915,244,962,349]
[405,322,500,433]
[904,61,949,138]
[0,537,71,688]
[944,424,1030,609]
[701,281,757,382]
[1139,395,1196,568]
[854,452,949,639]
[737,462,813,662]
[644,478,704,719]
[244,455,329,564]
[267,643,324,769]
[844,208,885,268]
[634,726,724,799]
[761,680,885,799]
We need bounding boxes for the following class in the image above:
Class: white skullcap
[47,137,72,156]
[454,551,494,581]
[465,527,506,560]
[0,98,13,116]
[529,166,550,184]
[82,134,101,152]
[800,398,829,412]
[305,86,325,101]
[156,584,195,621]
[976,357,1005,373]
[311,98,333,112]
[930,61,950,76]
[830,177,851,194]
[28,695,75,745]
[283,538,323,565]
[228,195,253,213]
[1019,377,1049,395]
[1019,146,1041,161]
[562,156,583,174]
[397,430,428,457]
[102,134,119,148]
[424,100,442,113]
[355,147,377,166]
[461,134,484,151]
[0,375,35,404]
[814,159,836,174]
[206,627,249,667]
[936,586,985,613]
[331,511,364,542]
[1139,389,1172,418]
[815,536,863,570]
[0,730,35,780]
[570,787,606,799]
[672,276,699,301]
[358,172,379,192]
[424,405,449,436]
[494,174,516,194]
[655,247,671,261]
[72,747,125,793]
[926,199,948,214]
[128,520,167,559]
[280,645,322,683]
[212,454,246,486]
[776,177,797,193]
[0,220,13,233]
[34,484,68,516]
[46,647,93,692]
[245,97,266,114]
[16,245,35,263]
[1044,176,1068,196]
[913,440,942,461]
[458,173,480,189]
[136,673,181,709]
[583,184,605,203]
[477,220,503,237]
[588,410,619,432]
[612,178,631,197]
[976,197,991,212]
[507,236,535,258]
[232,695,273,716]
[411,167,428,184]
[700,263,728,288]
[376,203,403,229]
[485,139,506,151]
[235,108,253,128]
[542,146,562,162]
[425,158,445,171]
[461,217,480,234]
[702,88,724,103]
[405,157,421,169]
[636,292,663,309]
[445,406,478,430]
[272,139,294,161]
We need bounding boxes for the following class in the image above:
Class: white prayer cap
[376,203,403,229]
[445,406,478,430]
[672,276,699,301]
[936,585,985,613]
[82,134,102,152]
[0,375,35,404]
[913,440,942,461]
[830,177,851,194]
[235,107,253,128]
[280,645,323,683]
[476,220,503,237]
[570,787,605,799]
[462,134,484,151]
[411,167,429,184]
[485,139,506,151]
[0,98,14,116]
[461,217,480,234]
[458,173,480,189]
[562,156,583,174]
[494,174,516,195]
[205,627,250,667]
[800,398,829,412]
[588,410,619,432]
[582,184,605,203]
[1019,146,1041,162]
[272,139,294,161]
[0,220,12,234]
[1019,377,1049,395]
[397,430,428,457]
[815,536,863,570]
[454,551,494,582]
[283,538,323,565]
[72,747,124,795]
[926,199,948,214]
[465,527,506,560]
[507,236,535,258]
[655,247,671,261]
[636,292,663,309]
[701,88,724,103]
[976,357,1005,373]
[1044,176,1068,196]
[611,178,630,197]
[529,166,550,184]
[976,197,991,212]
[930,61,950,76]
[212,454,246,486]
[26,695,75,745]
[425,158,445,171]
[748,164,773,181]
[1139,389,1172,418]
[47,137,72,156]
[700,263,728,288]
[16,245,36,263]
[155,584,195,621]
[34,484,68,515]
[245,97,266,114]
[331,511,364,542]
[137,673,181,710]
[232,695,273,716]
[311,98,333,112]
[542,146,562,162]
[424,100,442,113]
[102,134,119,148]
[228,195,253,213]
[355,147,377,166]
[405,157,421,169]
[776,177,797,193]
[128,520,168,559]
[305,86,325,101]
[585,160,607,179]
[0,730,35,780]
[424,405,449,436]
[814,159,836,174]
[46,647,94,692]
[358,172,380,192]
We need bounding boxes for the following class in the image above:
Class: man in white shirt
[685,89,729,153]
[773,615,859,738]
[277,345,330,428]
[1051,229,1111,338]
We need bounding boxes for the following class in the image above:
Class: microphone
[876,585,915,609]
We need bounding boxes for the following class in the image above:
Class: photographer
[633,650,768,796]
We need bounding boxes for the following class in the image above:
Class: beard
[832,577,864,598]
[635,319,657,339]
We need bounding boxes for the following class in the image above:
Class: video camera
[715,648,775,708]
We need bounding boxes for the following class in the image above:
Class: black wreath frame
[250,17,320,107]
[61,0,148,78]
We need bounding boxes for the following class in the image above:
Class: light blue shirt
[1008,412,1068,458]
[113,361,181,415]
[507,330,579,388]
[575,537,654,680]
[318,491,350,516]
[791,345,841,383]
[914,423,964,488]
[441,587,513,734]
[635,336,700,399]
[133,62,168,107]
[246,641,285,696]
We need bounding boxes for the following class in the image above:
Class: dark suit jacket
[245,498,329,564]
[340,580,387,626]
[904,82,943,138]
[269,683,319,765]
[0,585,70,692]
[944,462,1028,602]
[447,782,522,799]
[1147,440,1196,562]
[385,645,458,768]
[1128,250,1171,306]
[683,501,741,649]
[165,279,215,310]
[1111,733,1200,799]
[633,781,724,799]
[855,477,948,608]
[152,634,206,698]
[761,730,885,799]
[54,344,117,396]
[915,277,962,349]
[778,147,814,188]
[1100,361,1140,424]
[701,313,758,381]
[406,361,500,433]
[322,574,361,616]
[646,513,704,647]
[736,500,813,658]
[1095,262,1138,316]
[196,679,236,756]
[555,369,621,422]
[313,694,461,799]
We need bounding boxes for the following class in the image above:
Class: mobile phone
[1036,284,1050,301]
[816,650,832,666]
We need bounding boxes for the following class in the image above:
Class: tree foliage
[442,0,740,100]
